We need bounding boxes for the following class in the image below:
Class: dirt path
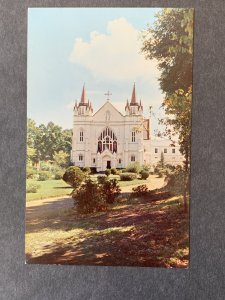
[26,196,74,222]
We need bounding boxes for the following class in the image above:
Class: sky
[27,8,165,133]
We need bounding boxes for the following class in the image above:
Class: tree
[53,150,70,168]
[141,8,193,212]
[158,152,165,169]
[142,8,193,95]
[26,119,73,164]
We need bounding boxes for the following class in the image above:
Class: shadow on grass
[26,191,189,267]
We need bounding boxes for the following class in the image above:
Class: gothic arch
[97,127,117,153]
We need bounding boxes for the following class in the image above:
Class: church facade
[71,84,183,171]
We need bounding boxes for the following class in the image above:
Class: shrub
[141,164,151,172]
[54,170,64,180]
[132,184,149,197]
[97,175,107,185]
[82,167,91,174]
[99,178,121,204]
[26,167,37,179]
[111,168,117,175]
[40,162,52,171]
[105,169,111,176]
[140,170,149,180]
[120,172,137,181]
[63,166,86,189]
[72,179,107,214]
[125,162,141,173]
[26,182,40,193]
[90,167,97,174]
[38,171,51,181]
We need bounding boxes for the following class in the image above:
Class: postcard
[26,8,193,267]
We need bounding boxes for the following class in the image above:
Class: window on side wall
[155,148,158,153]
[131,155,135,162]
[79,154,83,161]
[164,148,167,154]
[132,131,136,142]
[80,131,84,142]
[172,148,175,154]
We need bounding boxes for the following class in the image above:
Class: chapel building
[71,84,183,171]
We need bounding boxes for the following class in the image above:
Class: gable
[92,101,124,122]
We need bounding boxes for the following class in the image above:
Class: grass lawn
[26,179,73,201]
[26,190,189,268]
[26,175,149,201]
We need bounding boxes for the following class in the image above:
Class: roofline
[92,101,124,117]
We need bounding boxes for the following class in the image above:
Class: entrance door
[106,160,111,169]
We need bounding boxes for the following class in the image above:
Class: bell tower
[125,83,143,115]
[73,84,93,116]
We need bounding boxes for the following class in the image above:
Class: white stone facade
[71,84,183,171]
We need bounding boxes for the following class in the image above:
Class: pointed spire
[125,99,130,110]
[80,84,86,104]
[130,82,137,105]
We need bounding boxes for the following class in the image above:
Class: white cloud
[69,18,159,81]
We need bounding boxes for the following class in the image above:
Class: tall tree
[142,8,193,95]
[141,8,194,211]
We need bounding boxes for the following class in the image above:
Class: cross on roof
[104,90,112,101]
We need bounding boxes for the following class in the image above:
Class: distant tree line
[27,118,72,167]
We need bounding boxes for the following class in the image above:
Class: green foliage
[26,146,37,165]
[132,185,149,197]
[125,162,141,173]
[142,8,193,94]
[111,168,118,175]
[99,178,121,204]
[120,173,137,181]
[160,90,192,173]
[38,171,52,181]
[97,175,107,185]
[72,176,121,214]
[27,119,72,163]
[140,170,149,180]
[82,167,91,174]
[53,150,70,168]
[141,164,151,172]
[90,167,97,174]
[105,169,111,176]
[62,166,86,189]
[164,166,189,196]
[72,179,107,214]
[54,170,64,180]
[141,9,193,176]
[26,182,40,193]
[40,161,52,171]
[26,166,37,179]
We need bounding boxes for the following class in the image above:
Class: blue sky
[28,8,164,132]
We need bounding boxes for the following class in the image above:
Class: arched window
[131,155,135,162]
[79,154,83,161]
[97,127,117,153]
[131,131,136,142]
